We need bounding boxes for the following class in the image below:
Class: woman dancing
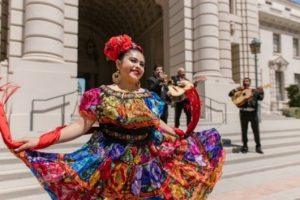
[0,34,224,199]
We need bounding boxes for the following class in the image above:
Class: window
[273,33,281,53]
[266,1,272,5]
[229,0,236,14]
[1,0,9,61]
[293,38,299,57]
[295,74,300,87]
[275,71,285,101]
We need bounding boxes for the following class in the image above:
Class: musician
[171,67,200,128]
[147,64,170,123]
[229,77,264,154]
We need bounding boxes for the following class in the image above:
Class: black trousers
[175,99,191,128]
[240,110,261,148]
[160,104,168,123]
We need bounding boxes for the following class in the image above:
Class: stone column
[236,0,259,82]
[218,0,232,80]
[192,0,221,78]
[167,0,193,80]
[23,0,64,62]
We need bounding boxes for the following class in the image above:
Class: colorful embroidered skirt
[17,128,224,200]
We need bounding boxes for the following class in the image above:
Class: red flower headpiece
[104,34,143,61]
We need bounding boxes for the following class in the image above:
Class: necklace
[115,84,139,99]
[103,85,149,99]
[116,84,140,93]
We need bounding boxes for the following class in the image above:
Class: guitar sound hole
[242,93,246,96]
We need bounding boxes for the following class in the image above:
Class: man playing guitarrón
[229,77,264,154]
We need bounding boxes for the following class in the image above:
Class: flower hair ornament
[104,34,143,61]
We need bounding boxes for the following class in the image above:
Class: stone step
[0,168,32,181]
[168,105,292,123]
[8,193,49,200]
[0,147,84,199]
[224,130,300,149]
[0,176,40,191]
[223,127,300,140]
[0,125,299,199]
[221,119,300,134]
[225,148,300,167]
[0,185,47,200]
[0,160,25,171]
[261,113,291,120]
[223,159,300,180]
[0,147,84,171]
[211,165,300,199]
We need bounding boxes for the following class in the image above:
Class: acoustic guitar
[232,83,271,107]
[167,85,186,102]
[168,77,206,102]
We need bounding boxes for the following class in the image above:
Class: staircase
[1,112,300,199]
[209,118,300,199]
[167,104,210,127]
[0,136,91,200]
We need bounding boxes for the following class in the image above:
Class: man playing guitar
[147,65,171,123]
[229,77,264,154]
[171,67,202,128]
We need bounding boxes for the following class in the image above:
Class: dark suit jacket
[171,75,189,86]
[147,75,170,103]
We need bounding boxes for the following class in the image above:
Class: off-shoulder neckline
[100,85,151,98]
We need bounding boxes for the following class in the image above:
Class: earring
[112,70,121,84]
[136,81,141,89]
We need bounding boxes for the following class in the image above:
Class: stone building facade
[0,0,300,136]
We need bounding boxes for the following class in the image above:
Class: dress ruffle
[18,128,224,200]
[0,85,225,200]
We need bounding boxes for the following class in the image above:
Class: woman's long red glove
[1,101,64,150]
[173,127,185,138]
[1,83,65,150]
[0,103,24,149]
[0,83,23,149]
[32,125,65,150]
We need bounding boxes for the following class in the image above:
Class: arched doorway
[78,0,163,90]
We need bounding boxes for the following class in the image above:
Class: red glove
[1,102,65,150]
[0,84,22,149]
[173,127,185,138]
[33,125,65,150]
[1,84,65,150]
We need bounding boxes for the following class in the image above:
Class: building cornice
[258,0,300,32]
[275,0,300,9]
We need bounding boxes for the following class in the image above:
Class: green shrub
[286,84,300,107]
[282,107,300,118]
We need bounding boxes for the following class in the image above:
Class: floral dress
[17,85,224,200]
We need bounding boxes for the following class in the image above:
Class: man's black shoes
[240,146,263,154]
[241,146,248,153]
[256,147,264,154]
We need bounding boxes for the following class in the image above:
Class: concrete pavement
[207,117,300,200]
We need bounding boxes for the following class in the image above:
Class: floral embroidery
[16,85,224,199]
